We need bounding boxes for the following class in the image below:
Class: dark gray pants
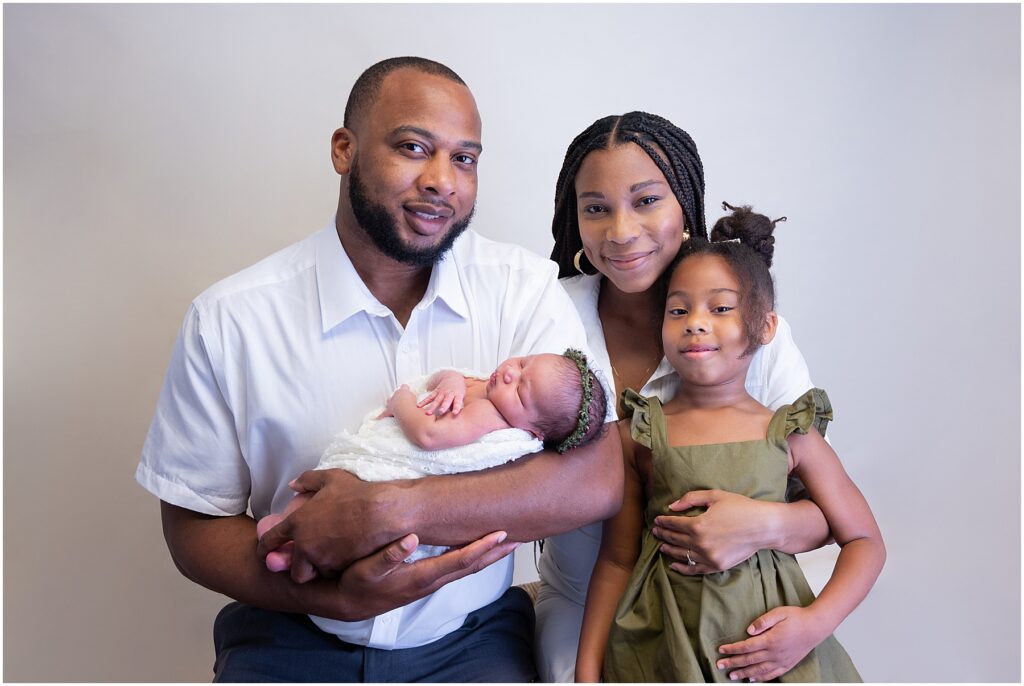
[213,587,537,682]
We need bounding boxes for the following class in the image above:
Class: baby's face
[485,353,566,437]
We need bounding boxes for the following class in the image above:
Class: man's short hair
[343,57,467,129]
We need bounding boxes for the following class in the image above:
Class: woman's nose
[606,210,640,244]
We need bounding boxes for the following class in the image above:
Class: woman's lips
[604,251,654,271]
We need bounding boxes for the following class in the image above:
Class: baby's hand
[716,605,828,682]
[383,384,416,417]
[418,372,467,416]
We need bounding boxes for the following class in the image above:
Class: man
[137,56,621,681]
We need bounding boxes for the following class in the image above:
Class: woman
[535,112,832,682]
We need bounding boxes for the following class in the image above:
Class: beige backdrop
[4,4,1020,682]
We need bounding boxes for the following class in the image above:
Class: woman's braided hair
[550,112,706,278]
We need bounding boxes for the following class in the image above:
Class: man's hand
[257,469,405,582]
[715,605,828,682]
[319,530,519,622]
[652,489,782,574]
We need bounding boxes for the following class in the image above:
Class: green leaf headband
[557,348,594,454]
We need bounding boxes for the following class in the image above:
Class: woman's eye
[637,196,660,207]
[582,204,607,215]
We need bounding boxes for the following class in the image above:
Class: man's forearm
[391,427,623,546]
[160,501,343,617]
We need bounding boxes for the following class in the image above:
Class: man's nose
[419,155,456,197]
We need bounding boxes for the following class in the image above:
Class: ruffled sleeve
[776,388,833,442]
[620,388,655,449]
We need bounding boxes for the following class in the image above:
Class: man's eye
[401,142,426,154]
[454,154,476,165]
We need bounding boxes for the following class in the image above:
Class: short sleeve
[774,388,833,444]
[135,303,251,516]
[620,388,654,449]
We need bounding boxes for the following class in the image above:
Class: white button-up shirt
[137,223,593,649]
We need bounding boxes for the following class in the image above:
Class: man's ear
[761,311,779,345]
[331,127,356,175]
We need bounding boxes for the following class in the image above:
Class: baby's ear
[760,311,779,345]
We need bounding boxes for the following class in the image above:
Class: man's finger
[289,469,330,494]
[404,531,509,592]
[256,518,294,558]
[430,539,519,591]
[358,534,419,579]
[288,548,319,583]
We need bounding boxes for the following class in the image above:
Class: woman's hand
[715,605,829,682]
[418,371,467,416]
[652,489,785,574]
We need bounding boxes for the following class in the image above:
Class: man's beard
[348,160,474,267]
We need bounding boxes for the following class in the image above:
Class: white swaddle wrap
[317,371,544,561]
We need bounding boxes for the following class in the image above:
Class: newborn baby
[258,349,607,569]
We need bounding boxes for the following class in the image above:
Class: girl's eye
[712,306,734,313]
[668,307,687,316]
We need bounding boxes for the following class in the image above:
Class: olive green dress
[603,388,861,683]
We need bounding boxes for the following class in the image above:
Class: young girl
[259,349,608,569]
[576,204,885,683]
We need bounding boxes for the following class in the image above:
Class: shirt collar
[314,222,469,333]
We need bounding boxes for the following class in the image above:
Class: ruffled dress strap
[620,388,659,450]
[769,388,833,446]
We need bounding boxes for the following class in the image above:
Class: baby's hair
[534,355,608,452]
[671,201,787,355]
[549,111,706,278]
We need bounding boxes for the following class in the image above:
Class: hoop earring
[573,249,588,275]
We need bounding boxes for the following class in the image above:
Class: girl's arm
[386,384,509,451]
[717,430,885,682]
[576,421,645,683]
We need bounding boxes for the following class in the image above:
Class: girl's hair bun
[710,201,786,267]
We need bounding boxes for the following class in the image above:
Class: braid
[550,112,706,278]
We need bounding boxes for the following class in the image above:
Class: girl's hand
[716,605,829,682]
[418,372,467,416]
